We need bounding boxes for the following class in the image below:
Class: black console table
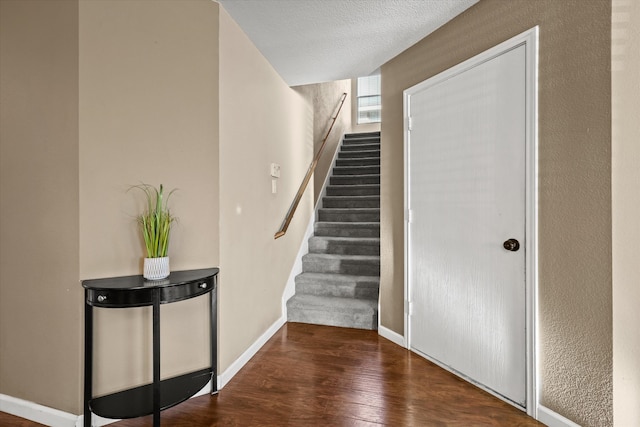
[82,268,219,427]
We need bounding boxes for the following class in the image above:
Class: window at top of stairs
[357,74,381,124]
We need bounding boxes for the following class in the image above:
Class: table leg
[210,277,218,395]
[84,296,92,427]
[153,290,161,427]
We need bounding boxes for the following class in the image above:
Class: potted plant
[130,183,176,280]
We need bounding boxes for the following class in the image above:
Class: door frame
[403,27,539,417]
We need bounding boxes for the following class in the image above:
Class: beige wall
[0,0,81,414]
[293,80,352,203]
[612,0,640,425]
[217,7,312,372]
[79,0,220,278]
[79,0,220,397]
[380,1,612,426]
[1,0,311,416]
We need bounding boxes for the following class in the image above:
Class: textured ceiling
[217,0,479,86]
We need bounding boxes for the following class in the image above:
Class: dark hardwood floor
[0,412,46,426]
[1,322,545,426]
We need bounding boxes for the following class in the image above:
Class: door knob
[503,238,520,252]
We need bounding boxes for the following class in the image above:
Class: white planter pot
[143,257,170,280]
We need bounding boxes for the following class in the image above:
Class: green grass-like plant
[130,184,176,258]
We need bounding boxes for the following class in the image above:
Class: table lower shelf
[89,368,213,419]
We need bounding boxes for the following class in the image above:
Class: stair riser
[314,224,379,238]
[309,236,380,246]
[345,132,380,139]
[308,241,380,256]
[302,259,380,276]
[341,143,380,152]
[333,166,380,176]
[326,185,380,196]
[318,210,379,222]
[287,307,377,330]
[338,151,380,160]
[338,150,380,159]
[295,282,379,300]
[330,175,380,185]
[295,273,379,287]
[335,157,380,167]
[343,139,380,146]
[322,198,379,208]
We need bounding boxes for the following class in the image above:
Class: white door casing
[403,28,538,415]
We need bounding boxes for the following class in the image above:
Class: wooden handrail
[275,92,348,239]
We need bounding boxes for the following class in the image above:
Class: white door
[406,39,532,407]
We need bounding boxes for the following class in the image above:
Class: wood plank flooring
[1,322,545,426]
[114,323,542,426]
[0,412,46,427]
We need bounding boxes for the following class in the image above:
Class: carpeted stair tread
[326,184,380,196]
[335,157,380,167]
[288,294,377,312]
[302,253,380,275]
[343,142,380,147]
[343,132,380,140]
[318,207,379,222]
[314,221,380,238]
[322,195,380,208]
[330,174,380,185]
[333,165,380,175]
[302,253,381,261]
[338,149,380,159]
[309,235,380,244]
[294,272,379,299]
[345,131,380,138]
[308,236,380,255]
[287,294,378,330]
[295,272,380,287]
[341,143,380,151]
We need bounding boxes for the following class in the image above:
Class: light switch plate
[270,163,281,178]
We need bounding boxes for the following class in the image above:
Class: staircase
[287,132,380,330]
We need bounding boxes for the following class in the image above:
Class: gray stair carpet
[287,131,380,330]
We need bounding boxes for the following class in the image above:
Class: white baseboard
[217,315,286,389]
[0,394,79,427]
[75,413,118,427]
[537,405,581,427]
[378,324,405,347]
[281,213,315,312]
[0,394,121,427]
